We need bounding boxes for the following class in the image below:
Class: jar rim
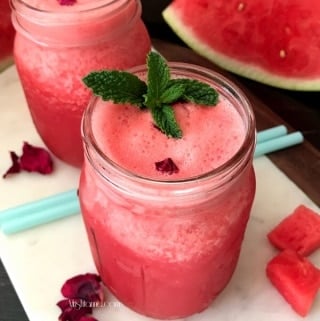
[11,0,130,14]
[10,0,142,46]
[10,0,138,24]
[82,62,256,189]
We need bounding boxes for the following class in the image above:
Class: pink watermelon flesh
[0,1,15,71]
[163,0,320,90]
[266,249,320,317]
[268,205,320,256]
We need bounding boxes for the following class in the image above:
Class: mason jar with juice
[79,53,256,319]
[10,0,151,167]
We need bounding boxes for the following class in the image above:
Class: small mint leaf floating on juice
[144,51,171,108]
[155,158,179,175]
[83,71,147,108]
[83,51,219,138]
[57,0,77,5]
[168,78,219,105]
[151,104,182,138]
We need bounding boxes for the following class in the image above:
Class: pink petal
[3,151,21,178]
[78,317,99,321]
[61,273,104,304]
[57,0,77,5]
[20,142,53,174]
[57,299,92,321]
[155,157,179,175]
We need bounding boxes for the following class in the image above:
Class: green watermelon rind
[163,6,320,91]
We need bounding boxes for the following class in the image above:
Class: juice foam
[92,97,245,179]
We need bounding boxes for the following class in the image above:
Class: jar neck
[82,63,256,202]
[10,0,141,46]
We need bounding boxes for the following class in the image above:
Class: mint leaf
[160,82,186,104]
[83,71,147,108]
[151,105,182,138]
[144,52,170,108]
[82,51,220,140]
[169,78,219,105]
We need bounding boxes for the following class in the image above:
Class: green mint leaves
[83,51,219,138]
[82,70,147,108]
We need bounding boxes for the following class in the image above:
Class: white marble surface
[0,65,319,321]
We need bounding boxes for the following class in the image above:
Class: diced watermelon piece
[266,249,320,317]
[267,205,320,256]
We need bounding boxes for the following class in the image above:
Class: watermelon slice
[268,205,320,256]
[266,249,320,317]
[162,0,320,90]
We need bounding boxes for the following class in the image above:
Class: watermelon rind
[163,6,320,91]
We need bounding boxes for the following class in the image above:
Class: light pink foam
[92,97,245,179]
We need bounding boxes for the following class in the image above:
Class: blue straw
[0,189,77,224]
[1,197,80,234]
[254,131,304,158]
[256,125,287,143]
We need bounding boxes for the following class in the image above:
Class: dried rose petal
[20,142,53,174]
[155,157,179,175]
[61,273,104,304]
[57,299,92,321]
[57,0,77,5]
[78,317,99,321]
[3,151,21,178]
[3,142,54,178]
[57,299,71,311]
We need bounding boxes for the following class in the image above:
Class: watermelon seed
[279,50,287,59]
[237,2,245,11]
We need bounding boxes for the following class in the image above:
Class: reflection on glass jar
[11,0,151,167]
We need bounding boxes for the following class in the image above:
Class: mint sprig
[83,51,219,138]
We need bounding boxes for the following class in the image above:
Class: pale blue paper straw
[0,189,77,224]
[254,131,304,158]
[256,125,287,143]
[1,197,80,234]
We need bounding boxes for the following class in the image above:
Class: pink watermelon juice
[11,0,151,167]
[0,0,15,70]
[79,63,256,318]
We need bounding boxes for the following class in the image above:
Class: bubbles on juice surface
[92,97,245,179]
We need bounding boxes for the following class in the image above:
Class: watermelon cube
[267,205,320,256]
[266,249,320,317]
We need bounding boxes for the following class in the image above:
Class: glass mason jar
[10,0,151,167]
[79,63,256,319]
